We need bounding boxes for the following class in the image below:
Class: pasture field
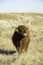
[0,13,43,65]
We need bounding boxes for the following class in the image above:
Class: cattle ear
[25,27,29,30]
[15,27,18,32]
[23,33,27,36]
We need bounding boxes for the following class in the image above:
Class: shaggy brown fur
[12,25,30,53]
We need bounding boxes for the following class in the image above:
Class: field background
[0,13,43,65]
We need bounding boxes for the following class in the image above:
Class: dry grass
[0,13,43,65]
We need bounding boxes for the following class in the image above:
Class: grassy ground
[0,13,43,65]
